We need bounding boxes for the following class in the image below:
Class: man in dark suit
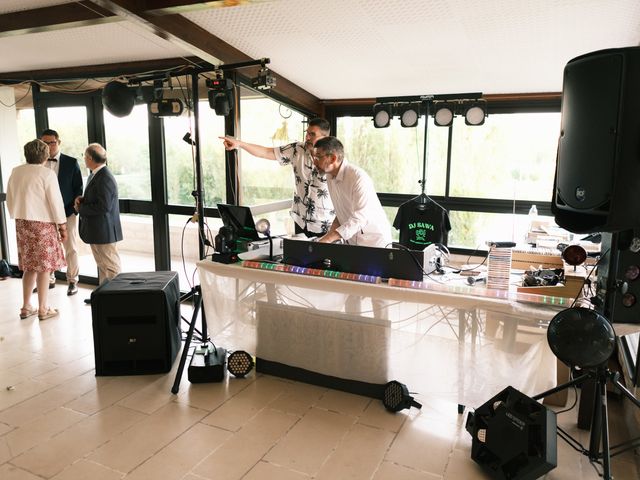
[41,129,83,296]
[75,143,122,302]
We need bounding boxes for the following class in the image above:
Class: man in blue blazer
[75,143,122,300]
[41,129,83,296]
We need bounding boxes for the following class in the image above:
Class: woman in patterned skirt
[7,139,68,320]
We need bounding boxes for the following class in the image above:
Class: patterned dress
[15,219,66,272]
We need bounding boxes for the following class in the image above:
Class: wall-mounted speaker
[552,46,640,233]
[465,386,557,480]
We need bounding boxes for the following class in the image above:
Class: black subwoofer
[91,271,181,375]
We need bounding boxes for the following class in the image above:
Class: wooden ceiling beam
[0,0,321,113]
[0,57,207,83]
[0,1,117,37]
[93,0,321,113]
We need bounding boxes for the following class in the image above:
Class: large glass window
[5,108,37,263]
[164,99,226,208]
[237,87,307,234]
[335,109,561,251]
[47,106,89,164]
[239,87,306,206]
[104,105,151,200]
[450,112,560,200]
[337,115,448,196]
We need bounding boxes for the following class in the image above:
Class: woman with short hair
[7,139,67,320]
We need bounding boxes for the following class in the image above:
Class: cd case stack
[487,246,512,290]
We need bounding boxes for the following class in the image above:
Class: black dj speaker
[91,271,181,375]
[552,46,640,233]
[465,386,557,480]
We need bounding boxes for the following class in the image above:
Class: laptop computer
[217,203,260,241]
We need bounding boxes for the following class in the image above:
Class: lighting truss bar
[375,92,483,104]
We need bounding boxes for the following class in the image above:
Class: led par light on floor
[398,102,421,127]
[382,380,422,412]
[464,101,487,126]
[372,103,393,128]
[227,350,254,378]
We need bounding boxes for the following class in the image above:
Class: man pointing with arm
[220,117,334,237]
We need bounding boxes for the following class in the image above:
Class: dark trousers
[294,222,322,238]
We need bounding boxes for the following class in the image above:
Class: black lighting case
[91,272,181,376]
[466,386,557,480]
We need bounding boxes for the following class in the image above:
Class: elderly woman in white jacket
[7,139,67,321]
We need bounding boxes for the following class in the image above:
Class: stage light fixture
[399,103,421,127]
[372,103,393,128]
[251,67,276,90]
[255,218,274,260]
[148,98,184,117]
[466,386,557,480]
[464,101,487,126]
[207,77,235,116]
[382,380,422,412]
[227,350,254,378]
[102,81,136,117]
[561,244,587,268]
[433,102,455,127]
[547,307,615,369]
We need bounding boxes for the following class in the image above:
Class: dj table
[197,259,572,407]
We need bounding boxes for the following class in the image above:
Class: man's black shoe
[33,282,56,294]
[67,283,78,296]
[84,298,91,305]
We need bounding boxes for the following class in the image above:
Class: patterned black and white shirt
[275,142,334,234]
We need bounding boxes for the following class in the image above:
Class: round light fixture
[102,81,136,117]
[546,307,615,368]
[227,350,254,378]
[434,106,454,126]
[561,244,587,266]
[382,380,422,412]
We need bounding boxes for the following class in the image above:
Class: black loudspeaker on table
[91,272,181,375]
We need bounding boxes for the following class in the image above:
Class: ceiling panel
[1,0,639,99]
[183,0,640,98]
[0,21,191,75]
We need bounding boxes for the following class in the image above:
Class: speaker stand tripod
[533,366,640,480]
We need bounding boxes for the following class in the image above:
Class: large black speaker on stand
[91,271,181,375]
[552,46,640,233]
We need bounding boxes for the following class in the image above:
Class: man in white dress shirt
[312,136,391,248]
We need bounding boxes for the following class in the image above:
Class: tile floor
[0,276,639,480]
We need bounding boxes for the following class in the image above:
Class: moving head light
[252,67,276,90]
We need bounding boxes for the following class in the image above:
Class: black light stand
[531,308,640,480]
[171,72,225,394]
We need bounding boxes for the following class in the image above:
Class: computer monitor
[217,203,260,241]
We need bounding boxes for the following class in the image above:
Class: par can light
[382,380,422,412]
[372,103,393,128]
[227,350,255,378]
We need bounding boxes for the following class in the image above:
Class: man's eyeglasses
[43,141,58,145]
[312,153,331,161]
